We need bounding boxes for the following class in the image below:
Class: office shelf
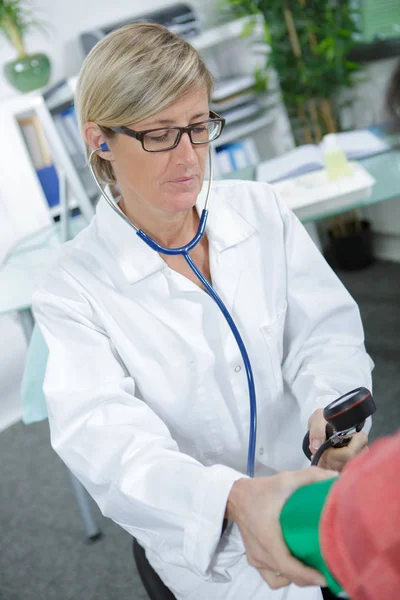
[191,16,264,51]
[49,198,78,217]
[216,110,277,147]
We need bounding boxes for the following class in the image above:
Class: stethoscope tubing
[184,252,257,476]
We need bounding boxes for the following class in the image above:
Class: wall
[0,0,219,103]
[340,57,400,261]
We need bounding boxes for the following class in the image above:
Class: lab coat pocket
[260,305,287,399]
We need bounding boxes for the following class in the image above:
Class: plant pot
[4,53,51,93]
[328,220,374,271]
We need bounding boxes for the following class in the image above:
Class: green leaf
[263,22,271,45]
[241,16,257,38]
[0,0,45,40]
[344,60,360,71]
[217,0,361,133]
[253,66,269,93]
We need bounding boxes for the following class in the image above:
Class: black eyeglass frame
[106,110,226,152]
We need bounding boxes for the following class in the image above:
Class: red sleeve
[320,431,400,600]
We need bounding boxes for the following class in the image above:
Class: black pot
[328,220,374,271]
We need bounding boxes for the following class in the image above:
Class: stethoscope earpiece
[100,142,110,152]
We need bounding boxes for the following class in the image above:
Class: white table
[0,217,85,341]
[224,150,400,251]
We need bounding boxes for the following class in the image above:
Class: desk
[222,150,400,249]
[0,216,86,341]
[224,151,400,220]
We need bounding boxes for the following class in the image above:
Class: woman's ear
[83,122,112,160]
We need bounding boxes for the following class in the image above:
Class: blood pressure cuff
[280,478,345,597]
[321,433,400,600]
[280,432,400,600]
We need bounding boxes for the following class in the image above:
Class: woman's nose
[174,131,198,165]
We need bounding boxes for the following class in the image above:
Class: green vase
[4,53,51,93]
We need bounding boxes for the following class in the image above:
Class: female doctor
[33,23,373,600]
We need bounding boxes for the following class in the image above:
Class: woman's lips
[168,176,196,186]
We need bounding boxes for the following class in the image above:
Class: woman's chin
[164,181,202,212]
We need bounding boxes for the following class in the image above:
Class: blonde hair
[75,23,214,183]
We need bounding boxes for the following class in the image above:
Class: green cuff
[280,478,344,596]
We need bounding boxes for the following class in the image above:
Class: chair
[133,539,177,600]
[20,323,102,541]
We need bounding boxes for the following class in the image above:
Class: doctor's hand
[226,467,336,590]
[308,408,368,472]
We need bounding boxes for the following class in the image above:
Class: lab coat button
[234,365,242,373]
[259,447,264,455]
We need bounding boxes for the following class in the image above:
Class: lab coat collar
[196,180,255,253]
[96,193,165,285]
[95,181,256,285]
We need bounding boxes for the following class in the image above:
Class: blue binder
[36,164,59,208]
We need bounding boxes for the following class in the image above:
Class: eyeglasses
[108,110,225,152]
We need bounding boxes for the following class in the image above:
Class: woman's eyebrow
[140,112,209,127]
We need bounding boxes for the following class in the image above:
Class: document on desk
[270,162,375,222]
[256,129,390,184]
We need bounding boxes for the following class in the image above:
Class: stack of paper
[257,129,391,184]
[319,130,390,159]
[272,162,376,221]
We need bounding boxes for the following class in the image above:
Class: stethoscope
[89,143,376,476]
[89,144,258,477]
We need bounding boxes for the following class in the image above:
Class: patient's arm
[280,431,400,599]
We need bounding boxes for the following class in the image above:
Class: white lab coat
[33,180,373,600]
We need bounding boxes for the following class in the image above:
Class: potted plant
[0,0,51,93]
[222,0,374,269]
[221,0,362,144]
[326,211,374,271]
